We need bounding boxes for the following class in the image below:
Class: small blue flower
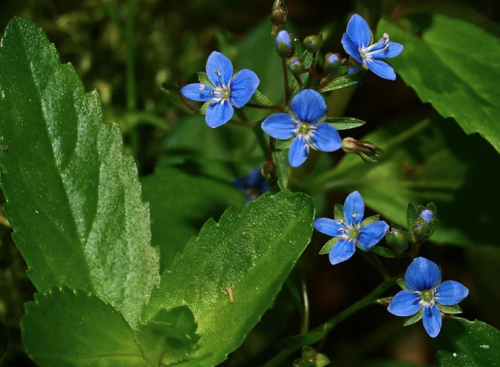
[233,168,270,204]
[261,89,342,167]
[180,51,260,128]
[341,14,404,80]
[314,191,389,265]
[419,209,434,224]
[388,257,469,338]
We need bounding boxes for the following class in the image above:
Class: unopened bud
[287,57,305,75]
[303,35,322,53]
[324,53,342,73]
[348,66,361,74]
[342,137,383,163]
[413,218,430,241]
[419,209,434,224]
[275,30,293,58]
[386,228,408,254]
[301,346,317,363]
[271,0,288,36]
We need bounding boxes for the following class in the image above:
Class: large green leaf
[434,318,500,367]
[22,288,149,367]
[378,15,500,153]
[309,115,500,246]
[0,18,159,326]
[141,166,245,272]
[142,191,315,367]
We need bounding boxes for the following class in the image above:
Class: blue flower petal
[262,113,296,140]
[329,239,356,265]
[365,60,396,80]
[205,100,234,128]
[206,51,233,87]
[314,218,345,237]
[405,257,442,291]
[372,42,404,60]
[229,69,260,108]
[180,83,214,102]
[289,136,309,168]
[341,33,363,63]
[423,305,442,338]
[310,123,342,152]
[248,168,269,193]
[387,290,422,317]
[276,30,292,48]
[346,14,371,48]
[419,209,434,224]
[357,220,389,250]
[343,191,365,227]
[436,280,469,306]
[290,89,327,124]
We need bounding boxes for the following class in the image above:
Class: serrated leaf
[197,71,212,86]
[334,204,344,222]
[141,167,245,272]
[0,18,159,327]
[434,318,500,367]
[403,308,423,326]
[22,288,149,367]
[142,191,315,367]
[136,306,200,366]
[324,117,366,130]
[397,278,408,290]
[272,150,289,191]
[252,89,276,107]
[378,16,500,153]
[361,215,380,227]
[371,246,401,258]
[319,237,341,255]
[437,304,463,315]
[317,71,363,93]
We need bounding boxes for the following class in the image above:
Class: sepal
[319,237,341,255]
[397,278,409,289]
[333,204,345,222]
[437,304,463,315]
[404,308,424,326]
[361,214,380,227]
[341,137,383,163]
[199,101,211,115]
[386,225,408,254]
[198,71,212,86]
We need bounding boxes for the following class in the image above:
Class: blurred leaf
[136,306,200,366]
[434,318,500,367]
[0,321,8,360]
[142,191,315,367]
[310,115,500,246]
[0,18,159,327]
[275,330,324,350]
[363,362,419,367]
[22,288,149,367]
[378,15,500,153]
[325,117,366,130]
[237,19,284,121]
[141,166,245,272]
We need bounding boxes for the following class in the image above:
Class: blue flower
[276,30,292,49]
[261,89,342,167]
[419,209,434,224]
[314,191,389,265]
[341,14,404,80]
[233,168,270,204]
[180,51,260,128]
[388,257,469,338]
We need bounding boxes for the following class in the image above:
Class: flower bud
[342,137,383,163]
[348,66,361,74]
[303,35,322,53]
[419,209,434,224]
[323,53,342,73]
[287,56,305,75]
[271,0,288,36]
[386,228,408,254]
[301,346,316,363]
[413,218,430,242]
[275,30,293,58]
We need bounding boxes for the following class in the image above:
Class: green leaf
[406,203,417,230]
[378,15,500,153]
[136,306,200,366]
[197,71,212,86]
[434,318,500,367]
[371,246,401,258]
[437,304,463,315]
[0,18,159,327]
[275,138,293,150]
[319,237,341,255]
[273,150,289,191]
[275,330,324,351]
[361,215,380,227]
[252,89,276,107]
[317,71,363,93]
[334,204,344,222]
[141,166,245,272]
[324,117,366,130]
[403,308,423,326]
[199,101,210,115]
[142,191,315,367]
[22,288,149,367]
[397,278,408,290]
[312,115,500,247]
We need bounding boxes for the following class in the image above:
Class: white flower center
[360,33,390,61]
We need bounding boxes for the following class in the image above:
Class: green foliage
[275,330,324,350]
[403,308,423,326]
[319,237,341,255]
[141,167,245,271]
[311,115,500,246]
[22,288,149,367]
[273,149,289,190]
[324,117,366,130]
[0,17,159,327]
[142,191,315,367]
[378,15,500,153]
[434,318,500,367]
[317,72,363,93]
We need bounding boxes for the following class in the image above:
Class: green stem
[261,275,401,367]
[301,275,310,334]
[282,58,291,104]
[126,0,137,111]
